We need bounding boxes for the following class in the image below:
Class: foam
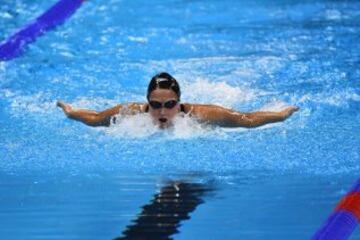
[1,90,129,115]
[141,55,283,77]
[101,99,295,140]
[0,61,6,71]
[105,113,224,140]
[71,96,119,110]
[0,12,13,19]
[2,78,295,139]
[324,9,342,20]
[168,114,224,139]
[0,88,17,98]
[105,113,158,138]
[128,36,149,43]
[5,90,56,114]
[258,100,289,112]
[182,78,260,108]
[298,90,360,107]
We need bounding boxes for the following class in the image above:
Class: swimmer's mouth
[159,118,167,123]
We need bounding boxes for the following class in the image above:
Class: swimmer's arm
[187,104,299,128]
[57,101,145,127]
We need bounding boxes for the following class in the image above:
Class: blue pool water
[1,0,360,239]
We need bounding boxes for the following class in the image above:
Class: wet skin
[57,91,299,128]
[147,89,180,128]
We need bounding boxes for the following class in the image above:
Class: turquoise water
[0,0,359,239]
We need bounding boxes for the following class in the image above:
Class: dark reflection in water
[114,181,214,240]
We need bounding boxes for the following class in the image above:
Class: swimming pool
[0,0,359,239]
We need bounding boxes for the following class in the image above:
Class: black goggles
[149,100,178,109]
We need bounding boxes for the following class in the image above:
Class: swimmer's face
[148,89,180,129]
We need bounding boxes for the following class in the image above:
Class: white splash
[324,9,342,20]
[0,12,13,19]
[0,61,7,72]
[128,36,148,43]
[168,114,223,139]
[298,90,360,107]
[258,100,289,111]
[106,113,159,138]
[71,97,119,110]
[6,90,56,113]
[182,78,259,108]
[104,112,224,139]
[0,88,17,98]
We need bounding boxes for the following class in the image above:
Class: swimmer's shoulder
[181,103,230,118]
[121,103,148,113]
[181,103,214,115]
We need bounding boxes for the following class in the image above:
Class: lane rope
[312,178,360,240]
[0,0,84,61]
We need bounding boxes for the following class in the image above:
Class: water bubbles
[104,112,223,140]
[7,91,56,114]
[128,36,149,44]
[324,9,342,21]
[106,113,158,138]
[258,100,288,111]
[182,78,259,108]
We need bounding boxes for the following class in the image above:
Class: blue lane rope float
[0,0,84,61]
[312,178,360,240]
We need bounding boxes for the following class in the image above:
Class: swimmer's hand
[56,100,123,127]
[57,101,73,116]
[281,106,299,120]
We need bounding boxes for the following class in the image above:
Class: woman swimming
[57,72,299,129]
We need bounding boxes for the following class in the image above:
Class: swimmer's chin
[158,122,170,129]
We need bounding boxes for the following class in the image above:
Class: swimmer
[57,72,299,128]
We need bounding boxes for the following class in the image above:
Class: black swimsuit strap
[180,104,185,113]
